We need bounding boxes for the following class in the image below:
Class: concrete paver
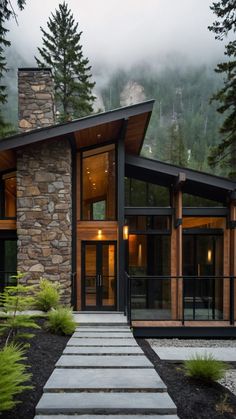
[35,415,179,419]
[63,346,143,355]
[73,312,127,324]
[153,346,236,362]
[73,332,133,338]
[67,337,138,346]
[44,368,166,391]
[36,392,177,415]
[56,354,153,368]
[76,327,130,332]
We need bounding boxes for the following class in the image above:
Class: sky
[8,0,225,74]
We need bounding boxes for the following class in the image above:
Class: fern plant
[0,273,39,344]
[184,353,227,382]
[45,307,76,335]
[35,278,61,312]
[0,344,32,412]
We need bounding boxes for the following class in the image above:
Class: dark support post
[117,119,128,312]
[230,276,235,325]
[69,136,77,309]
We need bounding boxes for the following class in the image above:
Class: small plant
[0,344,32,412]
[0,273,39,344]
[184,353,227,382]
[35,278,60,312]
[215,394,233,414]
[45,307,76,335]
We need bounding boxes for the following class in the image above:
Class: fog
[7,0,225,74]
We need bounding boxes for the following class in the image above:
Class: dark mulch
[138,338,236,419]
[0,318,69,419]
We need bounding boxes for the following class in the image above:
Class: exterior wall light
[98,229,102,238]
[123,225,129,240]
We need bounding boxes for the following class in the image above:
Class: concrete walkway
[152,347,236,362]
[34,312,178,419]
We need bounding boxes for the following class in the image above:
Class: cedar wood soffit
[0,100,154,154]
[125,154,236,203]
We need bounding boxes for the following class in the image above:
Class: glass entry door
[82,241,116,310]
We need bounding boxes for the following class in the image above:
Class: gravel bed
[149,338,236,400]
[219,370,236,396]
[148,338,236,347]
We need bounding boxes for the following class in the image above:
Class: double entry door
[82,241,117,310]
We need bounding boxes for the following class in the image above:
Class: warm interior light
[138,243,142,267]
[123,225,129,240]
[207,249,212,263]
[98,229,102,238]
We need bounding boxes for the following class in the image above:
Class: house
[0,68,235,337]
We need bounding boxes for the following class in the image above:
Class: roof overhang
[0,100,154,157]
[125,154,236,203]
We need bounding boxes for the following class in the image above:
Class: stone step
[36,392,177,415]
[63,346,143,355]
[56,355,153,368]
[67,338,138,347]
[73,332,133,338]
[35,415,179,419]
[44,368,167,392]
[76,327,130,332]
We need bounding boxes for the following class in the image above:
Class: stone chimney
[18,68,55,131]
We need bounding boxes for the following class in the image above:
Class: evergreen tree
[208,0,236,178]
[164,120,188,167]
[36,2,95,121]
[0,1,25,106]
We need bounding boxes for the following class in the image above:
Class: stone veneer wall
[17,139,72,304]
[18,68,55,131]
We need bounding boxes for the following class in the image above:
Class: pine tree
[0,1,26,106]
[36,2,95,121]
[208,0,236,179]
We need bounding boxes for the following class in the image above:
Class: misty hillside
[100,63,224,175]
[2,48,224,176]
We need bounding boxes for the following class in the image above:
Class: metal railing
[126,273,235,326]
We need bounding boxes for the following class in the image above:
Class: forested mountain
[101,62,225,175]
[2,48,225,176]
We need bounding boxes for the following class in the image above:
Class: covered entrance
[82,241,117,310]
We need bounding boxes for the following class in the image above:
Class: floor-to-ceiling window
[82,145,116,220]
[183,217,224,320]
[126,215,171,320]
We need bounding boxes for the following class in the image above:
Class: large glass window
[183,193,224,207]
[125,178,169,207]
[129,234,171,320]
[0,239,17,292]
[126,215,170,232]
[0,172,16,218]
[128,234,170,276]
[183,216,225,320]
[82,145,116,220]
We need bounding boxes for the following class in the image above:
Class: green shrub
[0,274,40,344]
[184,353,227,382]
[0,344,32,412]
[35,278,60,311]
[45,307,76,335]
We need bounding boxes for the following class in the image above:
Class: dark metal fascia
[125,154,236,193]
